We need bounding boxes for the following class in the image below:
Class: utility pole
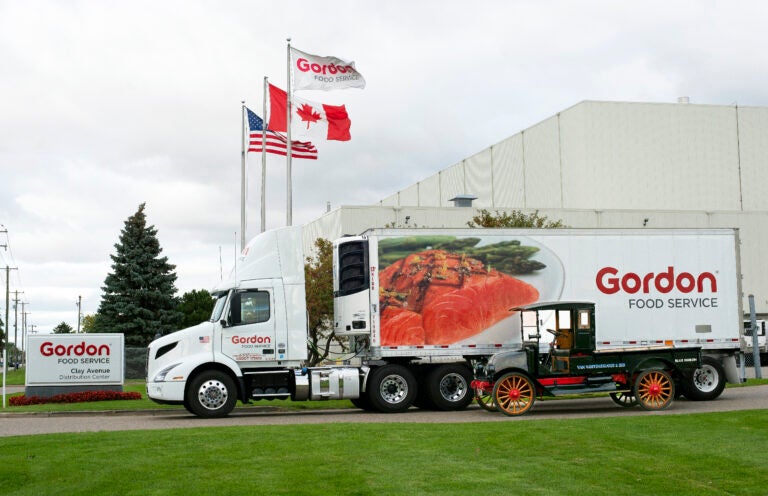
[21,303,29,364]
[3,266,17,364]
[12,290,23,367]
[76,295,82,333]
[1,228,7,357]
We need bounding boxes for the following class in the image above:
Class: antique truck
[471,301,703,415]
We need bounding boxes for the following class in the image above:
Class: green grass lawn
[2,368,768,494]
[0,410,766,495]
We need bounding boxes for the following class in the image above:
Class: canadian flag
[268,83,351,142]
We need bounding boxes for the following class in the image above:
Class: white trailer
[146,226,743,417]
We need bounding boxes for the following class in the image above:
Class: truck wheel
[368,365,417,413]
[425,364,474,411]
[634,369,674,411]
[186,370,238,418]
[350,394,375,411]
[683,356,726,401]
[609,391,638,408]
[493,372,536,416]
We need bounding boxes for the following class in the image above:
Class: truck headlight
[153,363,181,382]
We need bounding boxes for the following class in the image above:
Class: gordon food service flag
[268,84,351,141]
[290,47,366,91]
[246,108,318,160]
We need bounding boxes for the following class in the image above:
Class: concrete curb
[0,405,331,418]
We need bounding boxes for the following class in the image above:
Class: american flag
[199,336,210,344]
[246,107,318,160]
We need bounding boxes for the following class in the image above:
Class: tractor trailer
[146,227,744,417]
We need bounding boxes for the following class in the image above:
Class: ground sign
[25,334,125,397]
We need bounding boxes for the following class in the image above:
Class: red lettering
[655,266,675,293]
[596,267,718,295]
[294,57,357,76]
[39,341,110,356]
[676,272,696,293]
[596,267,620,294]
[232,335,272,345]
[621,273,641,294]
[697,272,717,292]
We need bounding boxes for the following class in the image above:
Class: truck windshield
[210,292,228,322]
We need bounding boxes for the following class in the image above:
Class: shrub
[10,390,142,406]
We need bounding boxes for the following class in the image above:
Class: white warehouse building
[305,100,768,316]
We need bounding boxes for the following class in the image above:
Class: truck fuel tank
[294,367,362,401]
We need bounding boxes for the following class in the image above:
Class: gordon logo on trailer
[595,266,718,295]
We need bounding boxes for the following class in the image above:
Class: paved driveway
[1,384,766,437]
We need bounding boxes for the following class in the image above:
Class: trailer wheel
[609,392,638,408]
[493,372,536,416]
[425,364,474,411]
[185,370,238,418]
[368,365,417,413]
[634,369,674,411]
[683,356,726,401]
[475,388,497,412]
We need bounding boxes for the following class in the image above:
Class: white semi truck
[146,227,744,417]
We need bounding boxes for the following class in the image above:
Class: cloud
[2,0,768,335]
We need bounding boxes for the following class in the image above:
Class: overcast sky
[2,0,768,339]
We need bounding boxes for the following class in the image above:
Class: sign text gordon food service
[26,334,124,385]
[596,266,718,310]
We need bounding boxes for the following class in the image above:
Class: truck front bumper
[146,380,186,404]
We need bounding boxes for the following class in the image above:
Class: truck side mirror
[228,293,242,326]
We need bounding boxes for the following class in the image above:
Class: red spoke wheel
[634,369,674,411]
[493,373,535,416]
[475,388,497,412]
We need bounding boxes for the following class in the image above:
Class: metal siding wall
[560,102,741,211]
[439,163,465,206]
[398,207,476,228]
[522,116,563,209]
[302,209,343,253]
[709,212,768,315]
[399,183,419,206]
[492,134,525,207]
[379,193,399,206]
[558,103,593,208]
[420,173,441,206]
[464,148,493,208]
[737,106,768,211]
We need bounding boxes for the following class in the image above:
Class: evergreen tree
[53,322,74,334]
[177,289,215,328]
[95,203,181,346]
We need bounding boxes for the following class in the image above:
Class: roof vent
[677,96,690,104]
[448,194,478,208]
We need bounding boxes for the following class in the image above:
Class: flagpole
[261,77,268,233]
[286,37,293,226]
[240,100,246,250]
